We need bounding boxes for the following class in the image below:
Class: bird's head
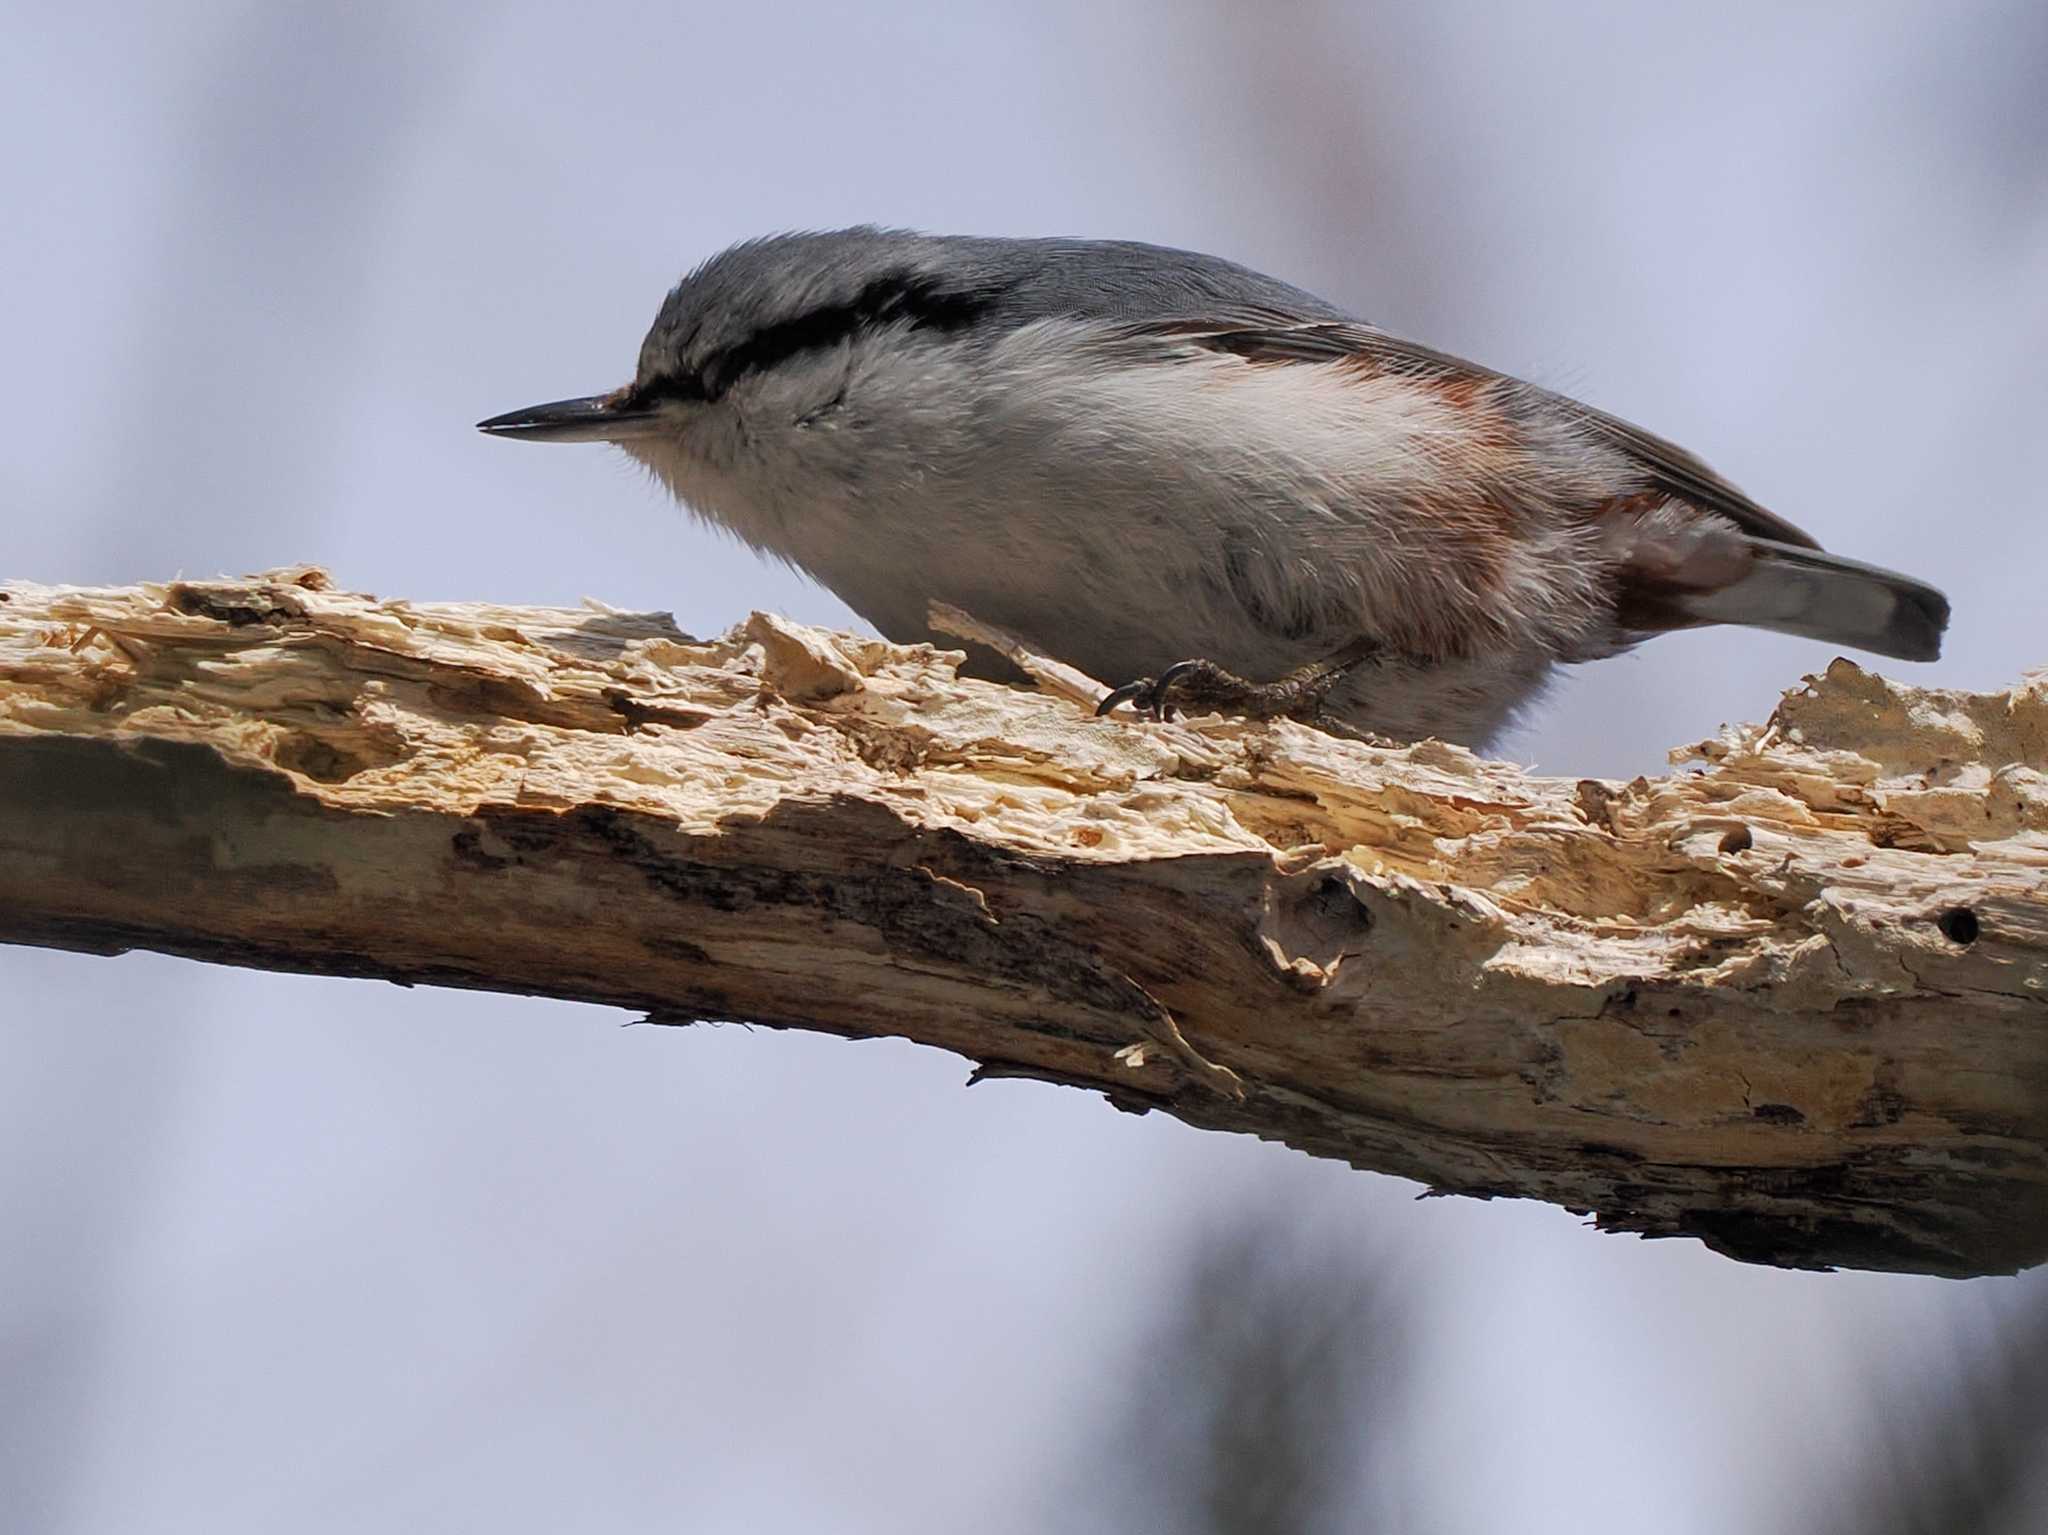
[477,228,1001,467]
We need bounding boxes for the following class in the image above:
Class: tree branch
[3,568,2043,1276]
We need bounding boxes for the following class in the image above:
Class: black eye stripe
[633,371,708,408]
[646,272,992,406]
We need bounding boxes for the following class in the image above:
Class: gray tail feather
[1678,538,1950,662]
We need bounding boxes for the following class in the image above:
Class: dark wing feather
[1564,398,1822,550]
[1127,315,1825,551]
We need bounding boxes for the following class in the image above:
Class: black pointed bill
[475,394,662,444]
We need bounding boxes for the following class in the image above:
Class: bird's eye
[634,371,709,407]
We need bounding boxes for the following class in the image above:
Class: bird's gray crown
[628,226,1352,407]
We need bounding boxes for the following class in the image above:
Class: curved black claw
[1096,659,1248,723]
[1145,660,1211,715]
[1095,676,1161,720]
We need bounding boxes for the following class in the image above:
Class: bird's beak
[475,392,664,444]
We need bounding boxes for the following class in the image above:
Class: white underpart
[622,317,1631,745]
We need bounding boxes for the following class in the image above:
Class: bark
[2,567,2043,1277]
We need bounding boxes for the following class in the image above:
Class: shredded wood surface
[2,567,2042,1275]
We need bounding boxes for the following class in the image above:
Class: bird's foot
[1095,656,1350,724]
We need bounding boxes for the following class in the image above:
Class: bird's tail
[1675,537,1949,662]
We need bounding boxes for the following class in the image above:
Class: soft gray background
[4,3,2045,1530]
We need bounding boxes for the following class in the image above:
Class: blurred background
[4,3,2046,1529]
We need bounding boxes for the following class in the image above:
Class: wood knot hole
[1936,907,1980,946]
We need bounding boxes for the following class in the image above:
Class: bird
[478,227,1949,747]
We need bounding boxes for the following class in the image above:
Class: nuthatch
[480,227,1948,746]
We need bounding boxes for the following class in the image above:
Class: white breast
[621,318,1619,745]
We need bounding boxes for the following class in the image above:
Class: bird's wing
[1124,314,1823,551]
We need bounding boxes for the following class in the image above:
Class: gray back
[634,226,1357,386]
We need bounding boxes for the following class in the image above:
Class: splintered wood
[1,568,2042,1275]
